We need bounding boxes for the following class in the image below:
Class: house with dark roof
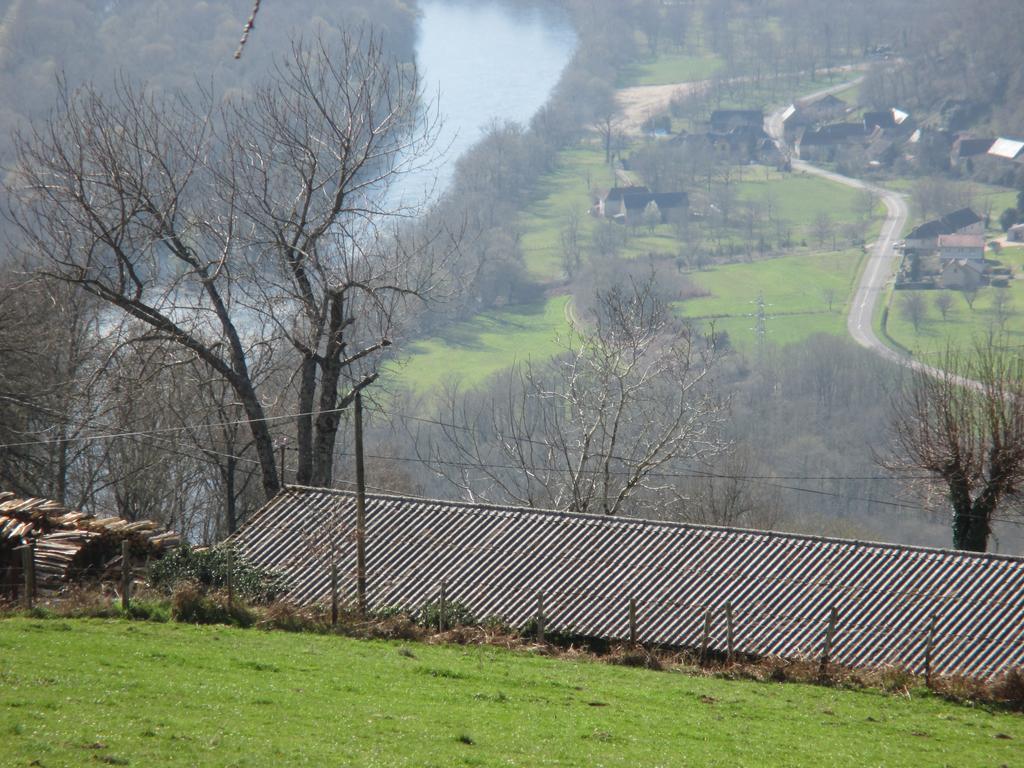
[233,486,1024,679]
[594,186,687,224]
[951,137,996,166]
[709,109,763,133]
[905,208,984,251]
[797,123,866,148]
[781,95,848,140]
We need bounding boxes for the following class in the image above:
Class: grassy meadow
[2,618,1023,767]
[388,297,571,395]
[394,148,881,388]
[678,247,864,351]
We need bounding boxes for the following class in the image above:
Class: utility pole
[274,436,289,490]
[354,391,368,618]
[749,291,771,353]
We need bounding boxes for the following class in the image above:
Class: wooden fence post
[924,613,938,688]
[536,592,545,643]
[700,608,712,665]
[438,579,447,633]
[121,539,131,612]
[21,542,35,610]
[330,559,339,628]
[725,602,735,664]
[628,597,638,647]
[818,606,838,681]
[226,546,234,612]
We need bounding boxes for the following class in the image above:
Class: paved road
[766,87,985,387]
[766,82,911,367]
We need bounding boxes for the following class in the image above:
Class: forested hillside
[0,0,418,168]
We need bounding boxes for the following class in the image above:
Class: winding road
[765,81,913,367]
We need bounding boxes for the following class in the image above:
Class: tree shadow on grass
[434,301,550,350]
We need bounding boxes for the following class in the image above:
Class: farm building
[938,233,985,262]
[709,109,763,133]
[593,186,687,224]
[906,208,984,251]
[233,486,1024,679]
[940,259,985,289]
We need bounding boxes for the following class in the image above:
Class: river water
[392,0,577,205]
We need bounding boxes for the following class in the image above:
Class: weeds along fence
[232,488,1024,682]
[374,579,1016,685]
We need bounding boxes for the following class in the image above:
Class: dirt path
[614,81,709,135]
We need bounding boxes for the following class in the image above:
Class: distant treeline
[0,0,420,170]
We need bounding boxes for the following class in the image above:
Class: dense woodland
[2,0,1023,552]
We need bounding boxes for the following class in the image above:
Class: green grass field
[617,51,724,87]
[2,618,1022,767]
[395,154,879,389]
[885,280,1024,361]
[678,248,865,351]
[387,297,571,395]
[735,166,871,237]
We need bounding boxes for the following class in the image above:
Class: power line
[6,395,1024,527]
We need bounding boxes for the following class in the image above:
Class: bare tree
[811,212,836,250]
[421,277,728,517]
[962,285,979,311]
[559,208,583,280]
[934,292,955,321]
[6,32,451,500]
[899,292,928,334]
[886,343,1024,551]
[992,287,1014,331]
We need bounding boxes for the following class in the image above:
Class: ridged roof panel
[233,487,1024,678]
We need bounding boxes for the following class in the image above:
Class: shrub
[123,600,170,623]
[259,601,327,633]
[993,668,1024,706]
[149,545,284,603]
[170,583,256,627]
[418,599,476,630]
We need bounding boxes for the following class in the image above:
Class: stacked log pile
[0,492,180,593]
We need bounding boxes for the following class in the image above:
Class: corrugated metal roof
[234,486,1024,679]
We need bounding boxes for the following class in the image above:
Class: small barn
[234,486,1024,679]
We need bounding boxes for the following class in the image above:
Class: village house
[1008,222,1024,243]
[905,208,984,251]
[988,137,1024,163]
[593,185,687,224]
[780,94,848,141]
[796,123,866,160]
[940,258,985,289]
[709,109,763,133]
[938,233,986,262]
[950,136,995,168]
[863,107,911,133]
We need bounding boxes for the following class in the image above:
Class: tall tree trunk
[295,355,318,485]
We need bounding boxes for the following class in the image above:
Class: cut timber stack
[0,492,180,593]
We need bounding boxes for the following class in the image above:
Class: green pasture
[388,297,571,395]
[677,248,865,351]
[2,618,1022,767]
[617,51,724,87]
[885,280,1024,360]
[735,166,872,236]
